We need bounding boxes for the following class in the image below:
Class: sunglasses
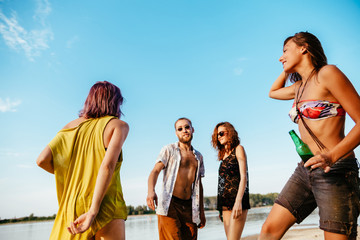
[177,125,191,132]
[218,131,227,137]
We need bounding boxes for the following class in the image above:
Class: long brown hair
[79,81,124,118]
[211,122,240,160]
[285,32,327,83]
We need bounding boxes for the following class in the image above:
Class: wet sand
[242,227,360,239]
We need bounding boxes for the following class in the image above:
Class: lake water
[0,207,321,239]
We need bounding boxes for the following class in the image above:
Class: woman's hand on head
[269,71,296,100]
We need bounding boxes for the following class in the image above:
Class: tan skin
[260,39,360,240]
[146,119,206,228]
[218,126,248,240]
[37,117,129,240]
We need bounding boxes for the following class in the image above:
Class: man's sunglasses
[177,125,191,132]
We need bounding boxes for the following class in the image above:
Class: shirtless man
[147,118,206,240]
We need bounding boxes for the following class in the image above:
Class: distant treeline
[249,193,279,207]
[0,213,56,224]
[203,193,279,210]
[127,205,155,215]
[1,193,278,224]
[126,193,279,215]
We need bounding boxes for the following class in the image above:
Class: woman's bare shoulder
[236,144,245,151]
[235,145,246,159]
[107,118,129,131]
[103,118,129,148]
[318,64,343,77]
[318,64,351,89]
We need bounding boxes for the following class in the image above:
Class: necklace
[295,72,327,151]
[295,78,309,105]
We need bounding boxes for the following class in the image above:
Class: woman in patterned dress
[211,122,250,240]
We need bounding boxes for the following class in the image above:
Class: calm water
[0,207,320,240]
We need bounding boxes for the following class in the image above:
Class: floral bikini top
[289,100,346,124]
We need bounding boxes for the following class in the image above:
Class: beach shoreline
[242,227,360,240]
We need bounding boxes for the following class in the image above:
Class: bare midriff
[299,116,355,159]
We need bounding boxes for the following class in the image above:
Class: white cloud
[0,0,53,61]
[0,149,26,158]
[66,35,80,48]
[16,164,34,169]
[233,57,247,76]
[33,0,52,25]
[0,97,21,112]
[233,67,244,76]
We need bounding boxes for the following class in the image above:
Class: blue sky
[1,0,360,219]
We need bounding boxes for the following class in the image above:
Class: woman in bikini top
[267,33,360,167]
[259,31,360,240]
[289,100,345,124]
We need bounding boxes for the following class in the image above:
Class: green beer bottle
[289,130,313,163]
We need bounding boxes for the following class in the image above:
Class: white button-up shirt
[155,142,205,225]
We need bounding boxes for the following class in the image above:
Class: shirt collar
[176,141,195,152]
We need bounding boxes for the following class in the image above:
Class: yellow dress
[48,116,127,240]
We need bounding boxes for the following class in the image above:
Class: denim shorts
[275,158,360,238]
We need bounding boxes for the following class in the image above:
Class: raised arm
[146,162,164,210]
[68,119,129,234]
[305,65,360,171]
[232,145,248,219]
[269,71,297,100]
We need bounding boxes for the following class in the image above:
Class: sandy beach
[242,227,360,240]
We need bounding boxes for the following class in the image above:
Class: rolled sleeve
[156,145,171,168]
